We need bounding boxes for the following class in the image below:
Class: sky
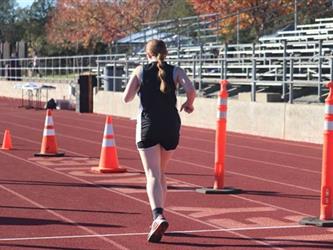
[16,0,36,8]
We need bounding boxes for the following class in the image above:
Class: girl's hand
[180,102,194,113]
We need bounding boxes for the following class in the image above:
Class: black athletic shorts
[136,111,181,150]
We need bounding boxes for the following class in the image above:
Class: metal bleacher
[189,16,333,101]
[109,15,333,102]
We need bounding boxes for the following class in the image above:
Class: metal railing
[0,54,126,83]
[1,49,332,103]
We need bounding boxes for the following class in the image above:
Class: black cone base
[34,152,65,157]
[299,217,333,227]
[196,187,242,194]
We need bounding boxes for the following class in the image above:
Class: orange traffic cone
[196,80,241,194]
[1,129,13,150]
[300,81,333,227]
[91,116,126,173]
[34,109,64,157]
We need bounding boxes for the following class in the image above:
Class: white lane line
[181,142,321,161]
[0,224,305,242]
[225,154,320,174]
[171,158,320,193]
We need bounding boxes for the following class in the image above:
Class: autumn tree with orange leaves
[189,0,331,42]
[47,0,163,52]
[47,0,333,51]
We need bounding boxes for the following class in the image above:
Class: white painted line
[0,224,306,242]
[171,158,320,193]
[186,224,305,232]
[0,232,146,242]
[55,167,92,170]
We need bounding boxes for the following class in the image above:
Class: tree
[189,0,293,41]
[0,0,18,43]
[189,0,331,42]
[158,0,195,20]
[296,0,333,24]
[46,0,163,52]
[19,0,55,55]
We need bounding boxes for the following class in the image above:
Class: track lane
[0,103,330,249]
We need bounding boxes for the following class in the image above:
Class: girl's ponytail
[156,53,168,93]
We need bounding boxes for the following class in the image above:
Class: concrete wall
[93,91,324,144]
[0,80,324,144]
[0,80,74,103]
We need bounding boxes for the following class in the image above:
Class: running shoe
[147,215,169,243]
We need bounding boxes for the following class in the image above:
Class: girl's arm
[122,66,141,103]
[174,67,196,113]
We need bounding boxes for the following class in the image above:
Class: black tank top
[139,62,177,115]
[136,62,181,148]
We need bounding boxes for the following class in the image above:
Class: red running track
[0,98,331,250]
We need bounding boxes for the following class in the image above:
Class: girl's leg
[138,145,163,213]
[139,145,172,243]
[160,146,175,208]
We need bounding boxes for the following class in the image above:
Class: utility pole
[294,0,298,30]
[237,10,240,45]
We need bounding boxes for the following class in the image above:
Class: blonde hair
[145,39,168,93]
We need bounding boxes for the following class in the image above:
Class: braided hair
[145,39,169,93]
